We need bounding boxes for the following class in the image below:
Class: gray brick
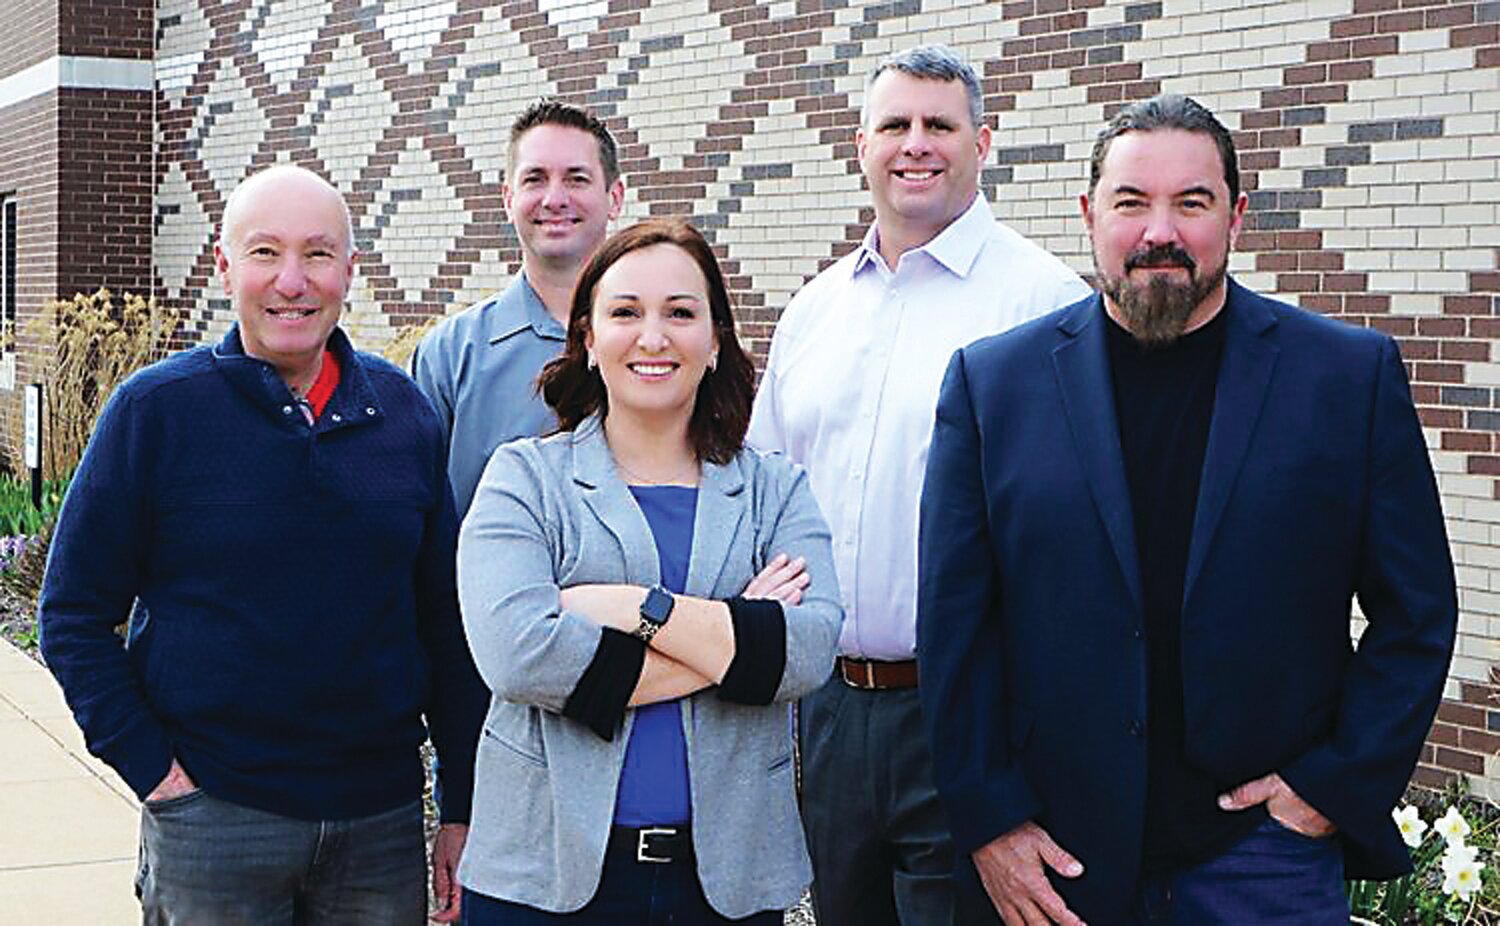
[1302,167,1347,188]
[1280,190,1322,209]
[640,35,684,54]
[1248,190,1278,210]
[982,166,1014,185]
[729,182,754,196]
[1249,210,1300,230]
[1395,118,1444,140]
[743,163,793,180]
[1444,386,1491,407]
[1477,1,1500,23]
[1105,25,1142,42]
[1325,145,1370,166]
[1088,45,1124,64]
[1469,411,1500,431]
[1284,106,1325,126]
[1348,122,1395,143]
[1071,28,1108,48]
[1125,2,1163,22]
[718,199,741,214]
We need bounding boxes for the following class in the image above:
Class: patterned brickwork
[17,0,1486,798]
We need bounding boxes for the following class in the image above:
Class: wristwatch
[633,586,675,645]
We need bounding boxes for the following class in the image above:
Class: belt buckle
[637,826,675,863]
[862,660,877,688]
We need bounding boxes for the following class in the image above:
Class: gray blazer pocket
[484,727,547,768]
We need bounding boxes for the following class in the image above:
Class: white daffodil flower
[1441,843,1485,900]
[1393,804,1428,849]
[1436,805,1472,847]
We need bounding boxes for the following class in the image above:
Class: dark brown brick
[1435,747,1485,775]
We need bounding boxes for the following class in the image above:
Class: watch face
[641,586,674,625]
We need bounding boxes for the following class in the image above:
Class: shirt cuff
[562,627,646,740]
[716,597,786,706]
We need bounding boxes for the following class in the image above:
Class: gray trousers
[799,676,956,926]
[136,790,426,925]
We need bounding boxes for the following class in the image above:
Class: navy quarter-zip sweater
[40,326,485,823]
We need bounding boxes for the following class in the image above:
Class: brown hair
[538,219,755,464]
[509,99,620,185]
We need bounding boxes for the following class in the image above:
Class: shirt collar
[851,193,993,279]
[482,273,567,345]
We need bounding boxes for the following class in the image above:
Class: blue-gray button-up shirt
[412,275,566,518]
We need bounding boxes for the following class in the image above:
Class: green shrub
[0,475,66,537]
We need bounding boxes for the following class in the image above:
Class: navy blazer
[917,280,1457,921]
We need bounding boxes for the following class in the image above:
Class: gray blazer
[456,416,843,916]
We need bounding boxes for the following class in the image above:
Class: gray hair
[861,45,984,130]
[219,164,356,256]
[1089,94,1241,202]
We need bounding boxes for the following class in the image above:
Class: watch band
[633,586,675,644]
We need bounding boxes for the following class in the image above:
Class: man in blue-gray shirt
[414,100,624,516]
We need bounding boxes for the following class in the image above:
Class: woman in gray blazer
[455,219,843,924]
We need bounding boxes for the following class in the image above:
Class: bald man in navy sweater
[40,165,486,925]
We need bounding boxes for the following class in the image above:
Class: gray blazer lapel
[1183,281,1280,605]
[1052,298,1144,619]
[570,418,662,584]
[685,456,748,597]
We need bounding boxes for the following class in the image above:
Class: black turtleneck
[1104,304,1264,874]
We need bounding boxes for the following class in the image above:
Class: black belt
[609,825,693,864]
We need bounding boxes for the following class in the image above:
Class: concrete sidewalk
[0,641,140,924]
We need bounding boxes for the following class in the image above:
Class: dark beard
[1098,243,1226,349]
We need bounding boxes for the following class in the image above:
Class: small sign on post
[23,383,41,510]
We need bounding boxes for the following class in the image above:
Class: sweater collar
[213,325,385,430]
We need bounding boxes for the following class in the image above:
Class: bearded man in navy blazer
[916,94,1457,925]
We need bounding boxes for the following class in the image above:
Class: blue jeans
[1126,817,1349,925]
[460,841,782,926]
[136,790,426,925]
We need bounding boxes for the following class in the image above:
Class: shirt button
[281,405,293,415]
[331,413,342,422]
[365,407,376,416]
[1130,720,1145,737]
[1133,627,1143,640]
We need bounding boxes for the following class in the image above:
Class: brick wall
[3,0,61,78]
[0,0,156,469]
[57,0,154,60]
[56,88,156,299]
[145,0,1500,800]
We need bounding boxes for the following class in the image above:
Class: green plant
[0,474,67,536]
[1349,782,1499,924]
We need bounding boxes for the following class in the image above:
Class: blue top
[38,326,487,823]
[613,485,697,826]
[412,274,566,518]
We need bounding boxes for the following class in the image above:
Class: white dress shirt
[748,195,1092,660]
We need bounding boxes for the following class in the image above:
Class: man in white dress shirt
[747,45,1090,926]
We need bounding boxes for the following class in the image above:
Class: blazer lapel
[1183,280,1280,605]
[685,456,748,597]
[1052,297,1144,619]
[570,417,662,584]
